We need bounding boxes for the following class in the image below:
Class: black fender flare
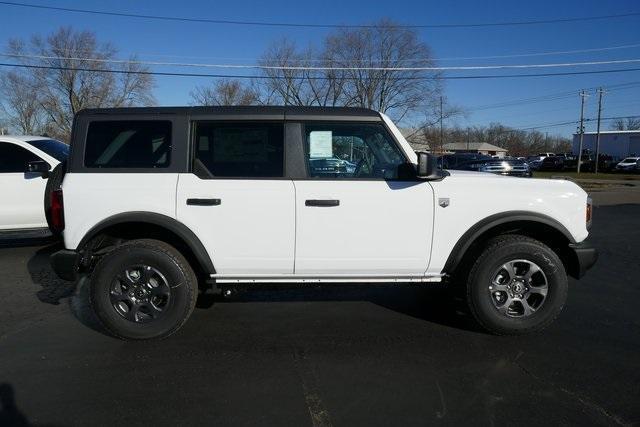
[77,212,215,274]
[442,211,576,275]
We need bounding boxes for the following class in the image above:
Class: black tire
[89,239,198,340]
[466,235,568,335]
[44,160,66,236]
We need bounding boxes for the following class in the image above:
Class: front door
[0,142,48,230]
[176,121,295,275]
[293,122,434,276]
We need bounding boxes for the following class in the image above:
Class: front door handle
[187,198,221,206]
[305,199,340,207]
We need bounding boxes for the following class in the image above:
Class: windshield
[26,139,69,161]
[622,158,638,163]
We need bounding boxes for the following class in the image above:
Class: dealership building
[572,130,640,159]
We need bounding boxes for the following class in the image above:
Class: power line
[435,43,640,61]
[1,1,639,29]
[513,115,640,131]
[92,42,640,63]
[466,81,640,112]
[4,53,640,72]
[2,61,640,81]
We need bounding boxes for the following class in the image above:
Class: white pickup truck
[46,106,597,340]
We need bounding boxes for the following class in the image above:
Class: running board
[210,274,444,284]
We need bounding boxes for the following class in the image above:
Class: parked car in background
[439,153,492,169]
[615,157,640,173]
[309,157,357,176]
[539,155,565,171]
[0,136,68,231]
[525,155,544,171]
[453,158,532,177]
[580,154,617,172]
[537,152,556,158]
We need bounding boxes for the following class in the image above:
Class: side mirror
[416,152,440,180]
[27,160,51,178]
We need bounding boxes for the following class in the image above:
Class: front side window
[0,142,42,173]
[84,121,172,168]
[304,123,407,179]
[194,122,284,178]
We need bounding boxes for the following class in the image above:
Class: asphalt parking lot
[0,205,639,427]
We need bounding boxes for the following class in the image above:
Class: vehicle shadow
[27,243,480,335]
[0,383,30,427]
[202,284,482,333]
[0,383,63,427]
[26,244,105,336]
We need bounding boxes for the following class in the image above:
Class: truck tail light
[51,188,65,233]
[586,197,593,229]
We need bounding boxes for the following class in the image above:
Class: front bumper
[568,242,598,279]
[50,249,80,281]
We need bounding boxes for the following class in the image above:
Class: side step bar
[211,274,444,284]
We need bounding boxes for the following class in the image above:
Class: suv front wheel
[90,239,198,340]
[466,235,568,335]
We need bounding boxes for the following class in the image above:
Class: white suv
[0,136,68,231]
[47,107,597,340]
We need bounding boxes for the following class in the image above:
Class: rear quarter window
[84,121,172,168]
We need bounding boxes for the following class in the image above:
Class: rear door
[0,141,49,229]
[292,121,434,276]
[176,120,295,275]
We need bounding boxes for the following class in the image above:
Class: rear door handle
[187,198,221,206]
[305,199,340,207]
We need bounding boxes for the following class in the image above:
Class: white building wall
[572,132,640,159]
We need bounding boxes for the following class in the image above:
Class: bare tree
[0,70,42,134]
[325,19,441,122]
[259,39,344,107]
[190,79,259,106]
[610,117,640,130]
[258,20,441,124]
[5,27,155,141]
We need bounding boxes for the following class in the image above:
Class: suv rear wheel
[90,239,198,340]
[466,235,568,335]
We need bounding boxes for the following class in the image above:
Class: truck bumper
[50,249,80,281]
[568,242,598,279]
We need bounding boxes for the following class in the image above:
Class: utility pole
[594,88,605,174]
[439,96,444,154]
[577,90,589,173]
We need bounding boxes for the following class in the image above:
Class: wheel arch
[443,211,579,279]
[77,212,215,277]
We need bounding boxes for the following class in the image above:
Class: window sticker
[309,131,333,158]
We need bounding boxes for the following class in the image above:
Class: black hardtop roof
[76,105,382,119]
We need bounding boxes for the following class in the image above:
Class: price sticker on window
[309,131,333,158]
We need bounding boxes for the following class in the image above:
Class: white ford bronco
[48,106,597,340]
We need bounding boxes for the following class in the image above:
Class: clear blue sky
[1,0,639,137]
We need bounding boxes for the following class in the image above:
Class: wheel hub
[489,259,549,318]
[512,280,524,294]
[110,265,171,323]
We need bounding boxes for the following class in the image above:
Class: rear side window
[194,122,284,177]
[84,121,172,168]
[0,142,42,173]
